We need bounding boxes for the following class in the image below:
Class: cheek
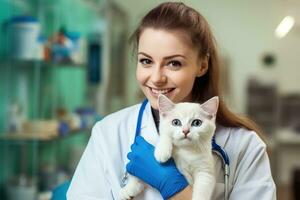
[162,122,181,136]
[172,75,196,102]
[190,127,200,134]
[136,67,146,85]
[182,77,195,89]
[172,127,184,137]
[173,71,196,88]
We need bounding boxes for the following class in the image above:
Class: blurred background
[0,0,300,199]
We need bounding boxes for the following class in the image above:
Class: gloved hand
[126,135,188,200]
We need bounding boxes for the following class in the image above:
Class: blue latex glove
[126,135,188,200]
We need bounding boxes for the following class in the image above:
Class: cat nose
[183,129,190,136]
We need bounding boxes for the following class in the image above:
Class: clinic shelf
[42,61,86,68]
[0,128,91,144]
[275,129,300,145]
[1,59,42,67]
[1,60,85,68]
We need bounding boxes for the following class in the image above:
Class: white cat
[155,94,218,200]
[120,95,218,200]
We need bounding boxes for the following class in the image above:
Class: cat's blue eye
[191,119,202,127]
[172,119,182,126]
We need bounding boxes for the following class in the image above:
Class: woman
[67,2,276,200]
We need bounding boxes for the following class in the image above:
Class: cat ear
[158,94,175,116]
[201,96,219,117]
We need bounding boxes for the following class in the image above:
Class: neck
[151,107,160,131]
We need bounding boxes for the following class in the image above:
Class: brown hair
[130,2,263,135]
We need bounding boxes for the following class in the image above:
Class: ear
[196,55,209,77]
[158,94,175,117]
[201,96,219,117]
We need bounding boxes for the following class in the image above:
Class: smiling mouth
[148,87,175,95]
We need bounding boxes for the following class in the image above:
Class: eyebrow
[137,52,186,59]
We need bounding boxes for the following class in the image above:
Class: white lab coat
[67,102,276,200]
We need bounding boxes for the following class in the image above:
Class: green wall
[0,0,102,198]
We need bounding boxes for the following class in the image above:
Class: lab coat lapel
[126,102,162,200]
[140,102,159,146]
[215,125,230,149]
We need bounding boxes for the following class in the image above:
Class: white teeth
[151,88,172,94]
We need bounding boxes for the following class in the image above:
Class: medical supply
[6,175,37,200]
[7,15,41,60]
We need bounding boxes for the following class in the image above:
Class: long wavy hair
[130,2,262,135]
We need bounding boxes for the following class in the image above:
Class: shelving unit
[0,0,125,199]
[0,59,90,198]
[246,78,279,135]
[275,129,300,145]
[269,128,300,200]
[0,128,91,142]
[1,0,129,198]
[0,128,91,200]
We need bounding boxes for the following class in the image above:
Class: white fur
[156,95,218,200]
[120,95,218,200]
[120,175,144,200]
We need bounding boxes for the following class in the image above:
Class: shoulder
[88,103,142,145]
[215,125,266,150]
[214,126,276,194]
[94,103,141,131]
[215,126,267,167]
[88,103,142,155]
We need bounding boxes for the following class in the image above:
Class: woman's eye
[172,119,182,126]
[139,58,152,65]
[191,119,202,127]
[168,60,182,68]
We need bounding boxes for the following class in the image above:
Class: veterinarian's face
[136,28,208,109]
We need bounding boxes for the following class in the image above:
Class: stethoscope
[122,99,230,200]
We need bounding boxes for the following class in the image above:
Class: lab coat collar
[215,124,230,149]
[140,102,159,146]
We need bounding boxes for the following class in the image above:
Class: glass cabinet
[0,0,128,199]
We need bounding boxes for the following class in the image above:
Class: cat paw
[119,188,134,200]
[154,148,172,163]
[119,180,144,200]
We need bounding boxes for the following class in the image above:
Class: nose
[151,65,167,85]
[182,129,190,136]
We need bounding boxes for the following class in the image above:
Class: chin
[148,99,158,109]
[174,138,193,147]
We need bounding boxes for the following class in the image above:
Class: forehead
[171,103,208,119]
[138,28,197,57]
[165,102,211,119]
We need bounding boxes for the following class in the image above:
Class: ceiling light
[275,16,295,38]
